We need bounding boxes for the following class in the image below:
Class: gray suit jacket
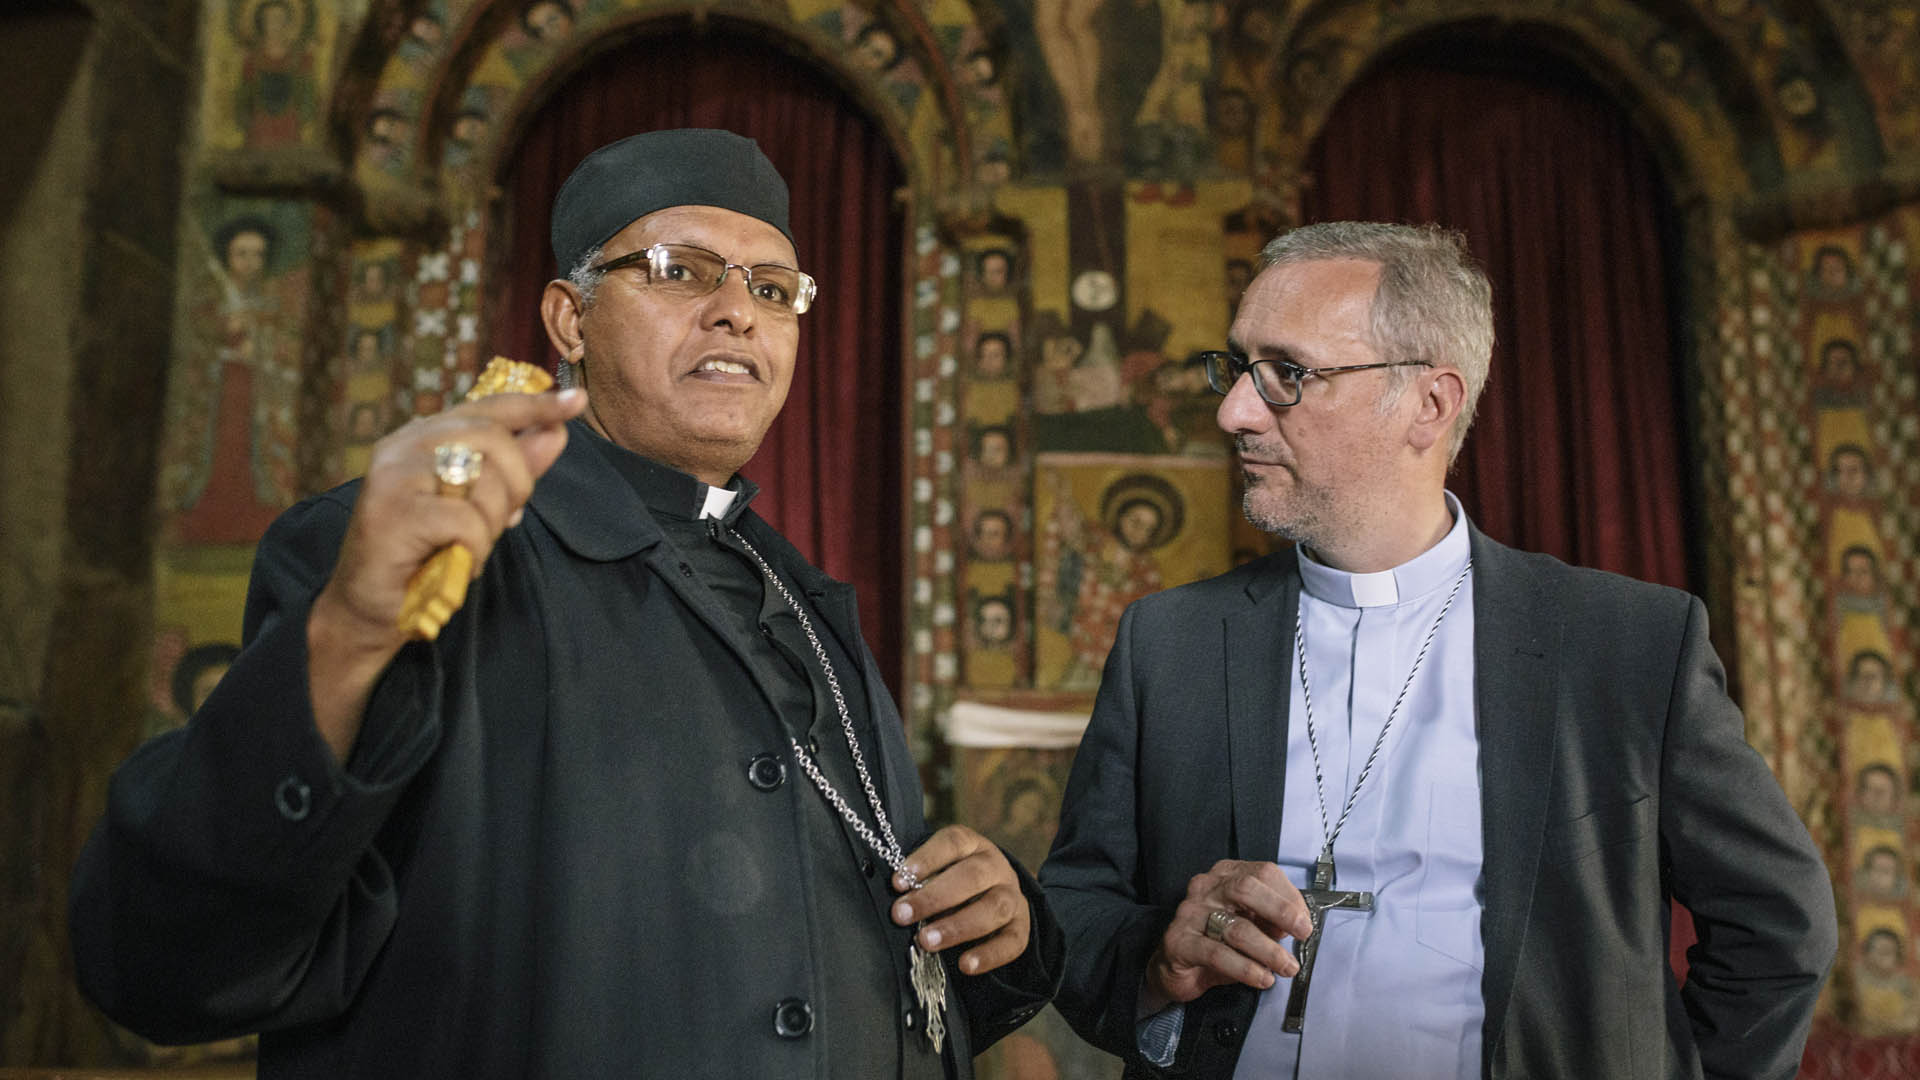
[1041,527,1835,1079]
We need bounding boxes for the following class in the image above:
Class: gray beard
[1241,477,1325,549]
[1235,435,1335,548]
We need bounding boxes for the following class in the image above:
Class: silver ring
[1204,908,1238,942]
[434,442,484,498]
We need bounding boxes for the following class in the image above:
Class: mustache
[1233,436,1289,466]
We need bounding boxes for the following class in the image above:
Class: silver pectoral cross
[908,940,949,1053]
[1282,852,1375,1034]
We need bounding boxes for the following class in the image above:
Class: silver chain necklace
[732,531,950,1055]
[1295,559,1472,873]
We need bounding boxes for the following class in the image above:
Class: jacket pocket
[1543,793,1652,867]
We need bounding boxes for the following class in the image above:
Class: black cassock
[72,420,1060,1078]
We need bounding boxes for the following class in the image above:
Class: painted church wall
[0,12,97,1062]
[7,0,1920,1072]
[3,0,201,1064]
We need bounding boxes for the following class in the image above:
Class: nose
[700,270,758,334]
[1216,372,1274,436]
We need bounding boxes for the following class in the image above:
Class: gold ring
[1204,909,1237,942]
[434,442,484,498]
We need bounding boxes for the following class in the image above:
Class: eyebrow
[657,239,799,271]
[1225,337,1315,368]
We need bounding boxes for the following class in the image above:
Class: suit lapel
[1469,528,1562,1065]
[1224,551,1301,861]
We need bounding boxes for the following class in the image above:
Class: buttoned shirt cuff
[1136,1001,1185,1067]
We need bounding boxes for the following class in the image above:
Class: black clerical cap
[549,129,792,274]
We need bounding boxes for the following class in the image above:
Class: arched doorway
[489,29,909,688]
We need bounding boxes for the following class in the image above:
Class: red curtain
[492,32,907,691]
[1303,61,1693,593]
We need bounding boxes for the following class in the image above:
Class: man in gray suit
[1041,222,1834,1078]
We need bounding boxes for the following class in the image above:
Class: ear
[1407,367,1466,454]
[540,279,587,360]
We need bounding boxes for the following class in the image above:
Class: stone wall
[0,0,198,1064]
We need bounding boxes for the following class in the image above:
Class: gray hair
[1258,222,1493,463]
[566,243,605,307]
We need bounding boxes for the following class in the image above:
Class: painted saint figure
[1857,846,1907,899]
[972,593,1017,649]
[971,509,1015,562]
[1837,544,1884,613]
[1856,762,1903,825]
[1849,651,1899,705]
[1039,472,1183,689]
[1858,927,1920,1033]
[973,332,1013,380]
[165,214,304,543]
[233,0,317,148]
[1827,443,1875,498]
[1807,244,1860,301]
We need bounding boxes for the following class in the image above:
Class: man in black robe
[71,129,1060,1078]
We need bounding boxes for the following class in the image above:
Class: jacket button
[860,857,876,878]
[678,562,694,578]
[274,776,311,821]
[773,998,813,1038]
[1213,1020,1241,1046]
[747,754,786,791]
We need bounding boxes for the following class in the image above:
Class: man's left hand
[892,825,1031,976]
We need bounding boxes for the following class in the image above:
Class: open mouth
[689,353,760,381]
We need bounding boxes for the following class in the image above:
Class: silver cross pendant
[909,940,949,1054]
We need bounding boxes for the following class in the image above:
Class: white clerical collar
[698,485,738,520]
[1298,492,1472,608]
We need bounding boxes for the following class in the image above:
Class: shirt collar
[582,422,756,525]
[1297,491,1471,609]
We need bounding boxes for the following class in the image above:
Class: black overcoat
[72,428,1060,1078]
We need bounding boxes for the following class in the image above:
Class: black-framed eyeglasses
[589,242,818,315]
[1193,349,1432,407]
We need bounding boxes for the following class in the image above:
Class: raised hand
[307,386,587,761]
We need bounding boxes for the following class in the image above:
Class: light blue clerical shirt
[1139,493,1485,1078]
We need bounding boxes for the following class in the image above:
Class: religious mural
[161,199,312,544]
[960,237,1030,690]
[225,0,322,151]
[1787,218,1920,1045]
[1030,456,1228,689]
[127,0,1920,1074]
[150,193,321,769]
[953,743,1124,1080]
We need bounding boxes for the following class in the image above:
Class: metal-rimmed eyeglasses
[589,242,818,315]
[1193,349,1432,407]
